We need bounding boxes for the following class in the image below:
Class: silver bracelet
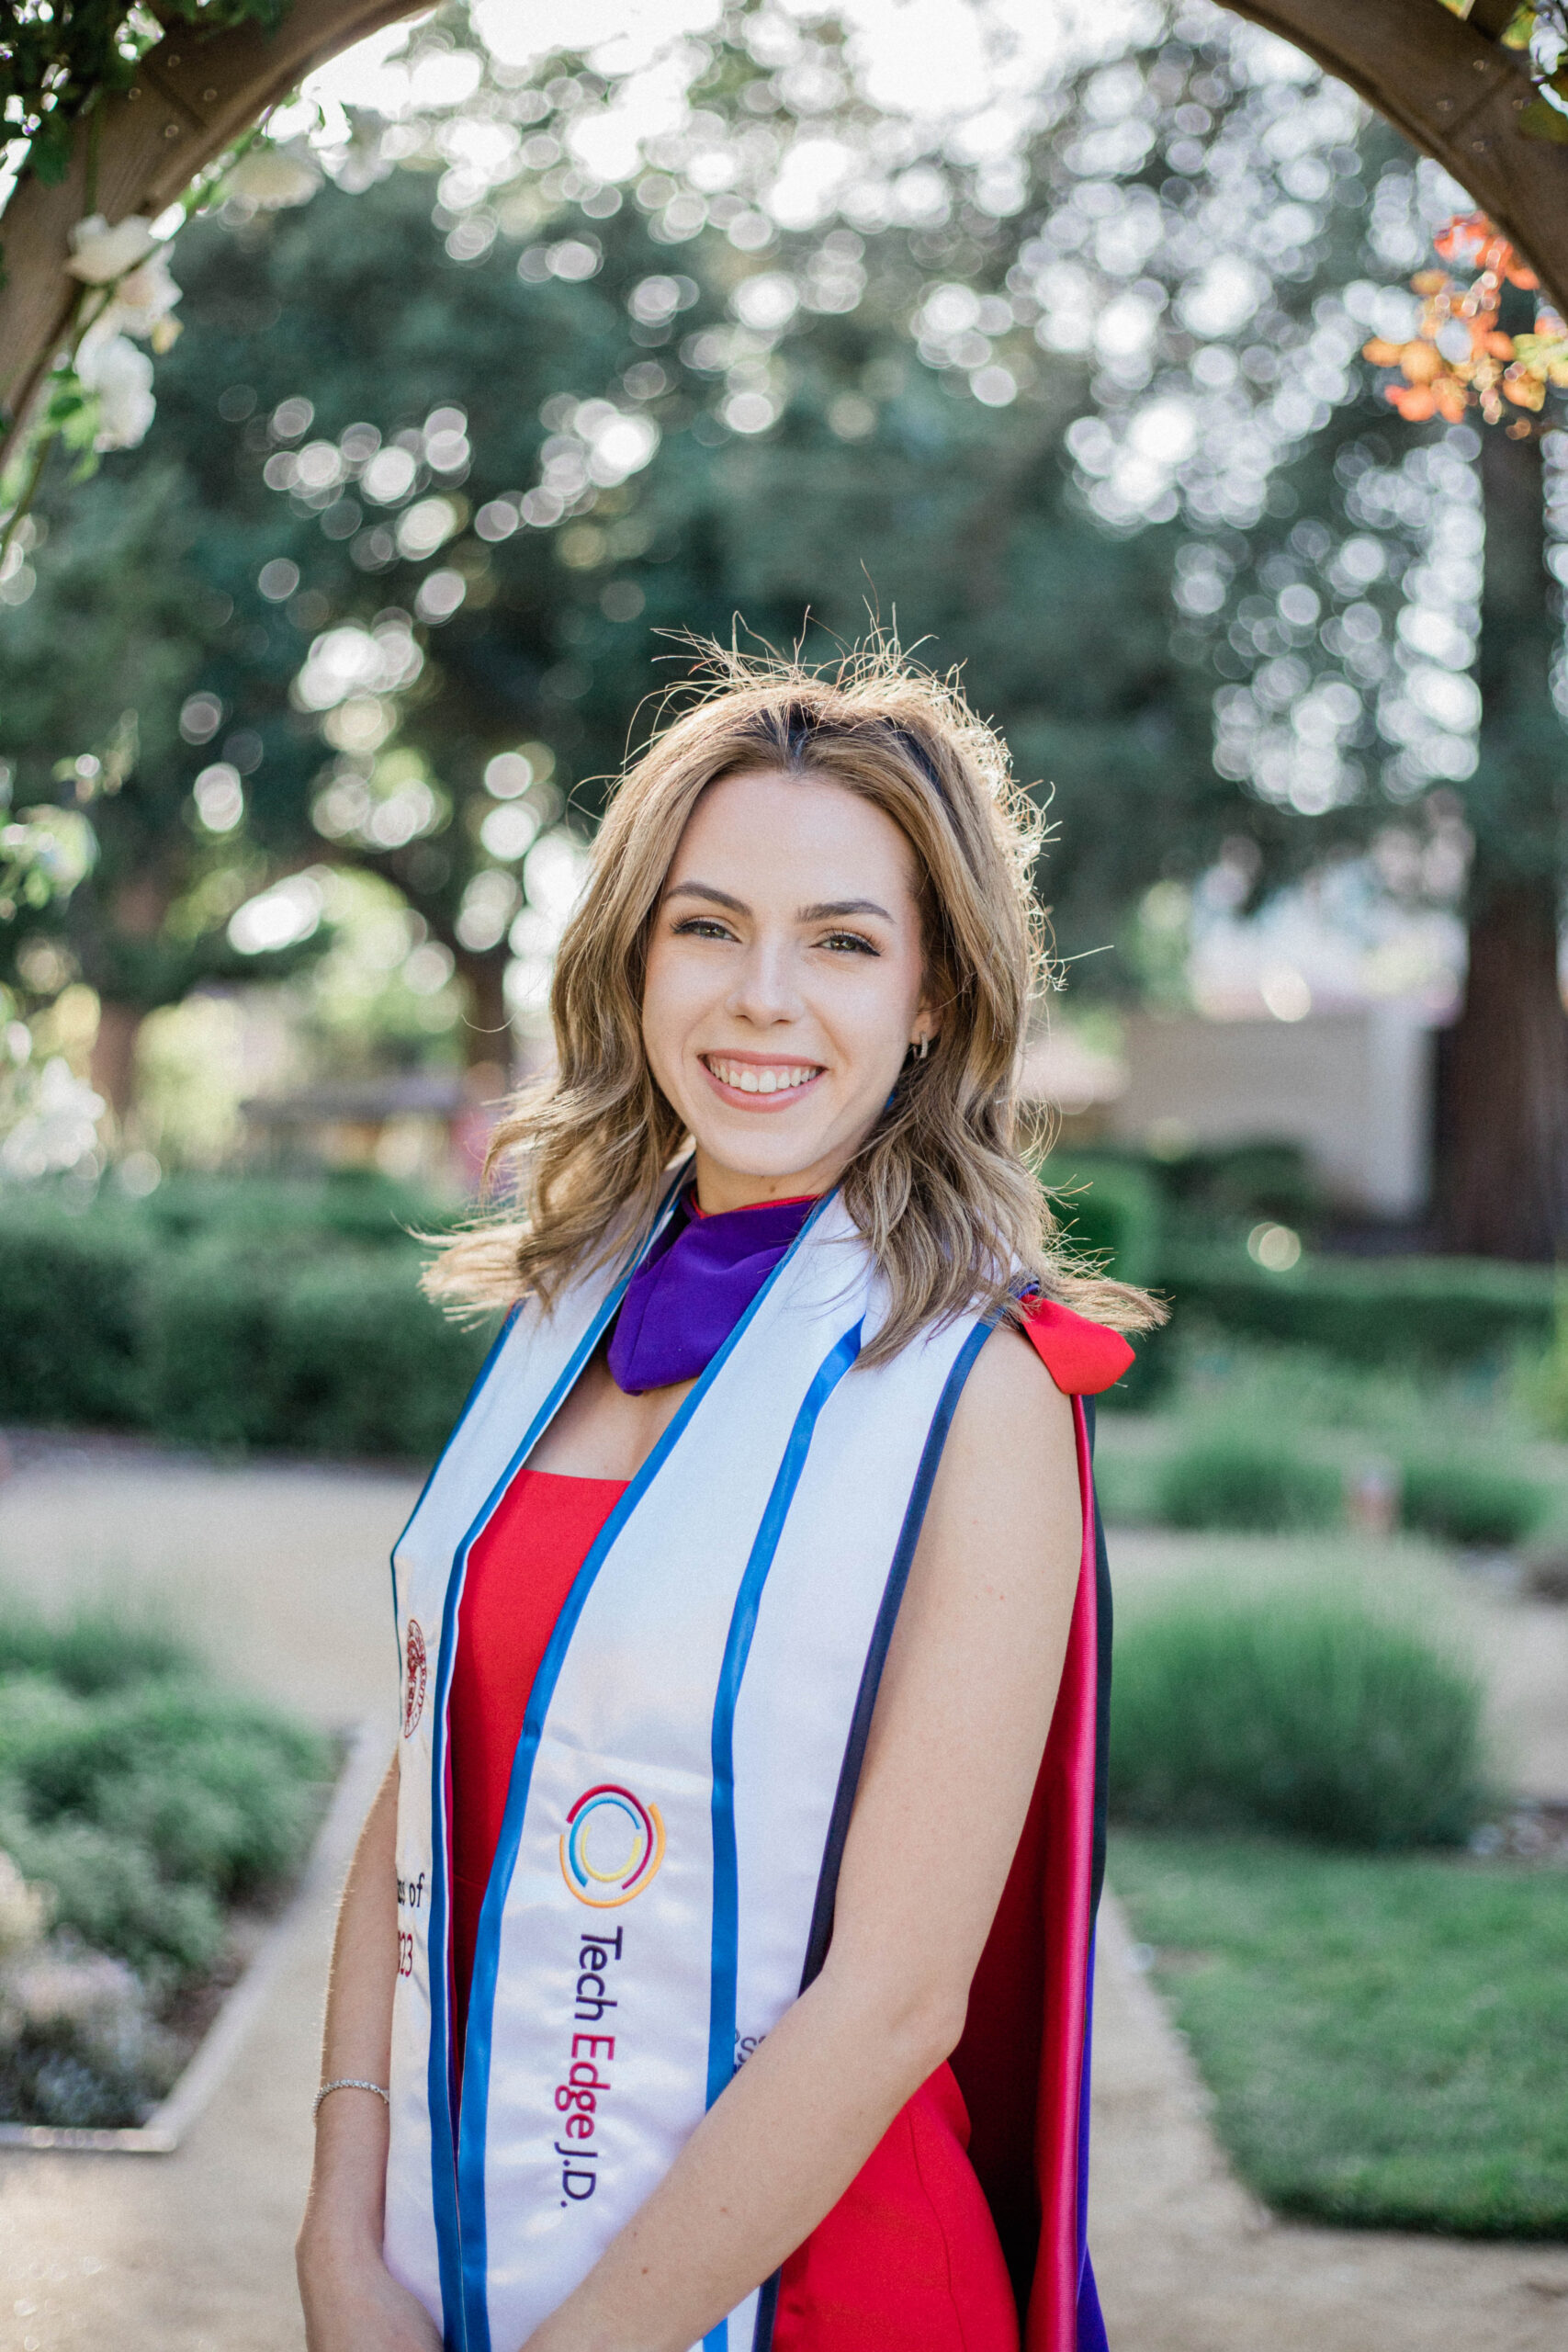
[314,2076,390,2120]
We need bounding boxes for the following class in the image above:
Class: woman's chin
[689,1120,836,1188]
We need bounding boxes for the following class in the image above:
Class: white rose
[65,211,158,285]
[223,143,321,209]
[76,333,157,451]
[97,250,183,350]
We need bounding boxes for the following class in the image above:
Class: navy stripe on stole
[795,1318,993,1995]
[750,1315,994,2352]
[1079,1396,1114,2352]
[702,1322,863,2352]
[422,1175,687,2352]
[1086,1398,1113,1921]
[457,1192,839,2352]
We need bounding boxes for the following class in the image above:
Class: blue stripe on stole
[700,1320,863,2352]
[457,1192,840,2352]
[423,1175,688,2352]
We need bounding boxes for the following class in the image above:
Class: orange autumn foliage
[1362,213,1565,433]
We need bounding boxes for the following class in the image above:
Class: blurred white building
[1028,865,1466,1219]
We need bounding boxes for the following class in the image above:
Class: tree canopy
[2,0,1566,1251]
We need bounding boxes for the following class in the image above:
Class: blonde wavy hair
[426,640,1162,1363]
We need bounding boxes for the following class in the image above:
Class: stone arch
[2,0,1567,460]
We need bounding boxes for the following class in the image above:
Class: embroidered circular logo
[559,1784,666,1908]
[401,1619,427,1739]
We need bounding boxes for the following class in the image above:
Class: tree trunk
[1437,879,1568,1257]
[88,998,144,1133]
[1435,426,1568,1257]
[454,949,513,1072]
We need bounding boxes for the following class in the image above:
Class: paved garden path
[0,1438,1563,2352]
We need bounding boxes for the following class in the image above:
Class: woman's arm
[297,1756,442,2352]
[524,1326,1083,2352]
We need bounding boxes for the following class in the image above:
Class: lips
[700,1054,824,1104]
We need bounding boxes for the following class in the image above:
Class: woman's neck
[690,1148,838,1217]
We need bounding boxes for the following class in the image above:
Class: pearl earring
[917,1035,930,1061]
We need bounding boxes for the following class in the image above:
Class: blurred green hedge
[1046,1154,1166,1286]
[1040,1159,1557,1408]
[0,1180,492,1460]
[1162,1245,1556,1367]
[4,1163,1562,1451]
[1154,1431,1343,1533]
[1111,1588,1484,1848]
[0,1601,333,2125]
[1400,1455,1551,1550]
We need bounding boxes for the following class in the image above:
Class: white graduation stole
[383,1190,993,2352]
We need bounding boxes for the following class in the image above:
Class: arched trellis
[2,0,1567,465]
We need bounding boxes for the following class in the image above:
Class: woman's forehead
[668,767,921,899]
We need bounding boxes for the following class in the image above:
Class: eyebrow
[664,881,749,914]
[798,898,895,924]
[665,881,895,924]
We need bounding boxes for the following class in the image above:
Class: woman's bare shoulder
[958,1318,1075,1427]
[935,1319,1077,1511]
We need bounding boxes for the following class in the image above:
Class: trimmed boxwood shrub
[1153,1431,1343,1532]
[0,1185,491,1460]
[4,1609,190,1695]
[1110,1589,1484,1847]
[141,1245,493,1457]
[267,1258,494,1459]
[139,1170,454,1251]
[0,1204,153,1425]
[13,1678,328,1906]
[0,1602,334,2121]
[1157,1140,1322,1229]
[1401,1457,1550,1549]
[141,1243,290,1450]
[1045,1154,1165,1285]
[1162,1246,1555,1367]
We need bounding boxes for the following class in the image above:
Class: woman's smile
[699,1052,827,1107]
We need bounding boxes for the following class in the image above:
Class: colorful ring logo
[559,1784,665,1909]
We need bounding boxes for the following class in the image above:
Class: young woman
[297,650,1158,2352]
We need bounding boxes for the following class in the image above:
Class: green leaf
[27,116,74,187]
[1519,93,1568,142]
[43,379,90,427]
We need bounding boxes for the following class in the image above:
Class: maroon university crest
[402,1619,428,1738]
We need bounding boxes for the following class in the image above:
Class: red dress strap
[1021,1295,1134,1396]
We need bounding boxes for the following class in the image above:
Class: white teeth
[708,1057,818,1095]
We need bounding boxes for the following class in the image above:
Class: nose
[725,933,804,1028]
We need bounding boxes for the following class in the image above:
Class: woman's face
[642,766,938,1212]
